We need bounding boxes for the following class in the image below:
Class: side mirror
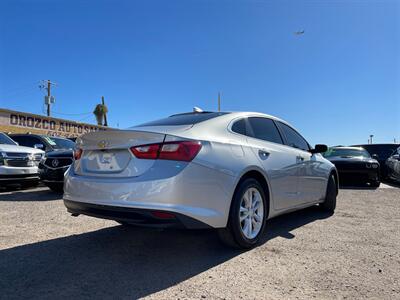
[34,143,44,150]
[372,154,379,159]
[392,154,400,161]
[310,144,328,154]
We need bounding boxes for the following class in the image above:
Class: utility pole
[218,92,221,112]
[47,80,51,117]
[102,96,108,126]
[39,80,56,117]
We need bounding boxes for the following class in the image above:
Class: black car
[323,147,380,187]
[386,146,400,183]
[10,134,76,192]
[38,149,74,192]
[9,134,76,152]
[351,144,400,179]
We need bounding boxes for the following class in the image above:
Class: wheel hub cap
[239,187,264,239]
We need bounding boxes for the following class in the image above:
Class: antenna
[218,92,221,112]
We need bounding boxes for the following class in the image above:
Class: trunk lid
[74,129,166,177]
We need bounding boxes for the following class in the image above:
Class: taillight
[74,148,83,160]
[130,141,202,162]
[130,144,160,159]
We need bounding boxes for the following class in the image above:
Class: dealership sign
[0,108,109,137]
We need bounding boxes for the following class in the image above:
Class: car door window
[231,118,247,135]
[247,117,283,144]
[277,122,310,151]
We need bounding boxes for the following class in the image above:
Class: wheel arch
[330,168,339,195]
[232,168,272,219]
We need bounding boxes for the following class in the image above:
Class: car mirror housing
[310,144,328,154]
[372,154,379,159]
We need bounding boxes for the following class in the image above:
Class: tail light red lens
[74,148,83,160]
[130,144,160,159]
[130,141,202,162]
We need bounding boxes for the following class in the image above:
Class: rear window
[137,112,229,127]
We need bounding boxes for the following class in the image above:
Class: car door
[276,122,326,203]
[244,117,302,211]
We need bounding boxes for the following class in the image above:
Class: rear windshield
[137,112,229,127]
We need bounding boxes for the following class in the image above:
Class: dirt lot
[0,185,399,299]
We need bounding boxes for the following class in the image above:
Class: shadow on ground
[0,188,61,201]
[0,206,331,299]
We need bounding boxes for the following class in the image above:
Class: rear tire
[320,174,337,212]
[218,178,267,249]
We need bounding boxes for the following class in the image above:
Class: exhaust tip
[71,213,80,217]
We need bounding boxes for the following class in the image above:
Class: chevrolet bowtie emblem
[97,140,109,149]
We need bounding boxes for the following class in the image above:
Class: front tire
[46,183,64,193]
[320,174,337,212]
[218,178,267,249]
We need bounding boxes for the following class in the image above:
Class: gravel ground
[0,186,399,299]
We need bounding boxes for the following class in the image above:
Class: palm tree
[93,103,108,126]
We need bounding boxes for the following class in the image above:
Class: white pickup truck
[0,133,44,188]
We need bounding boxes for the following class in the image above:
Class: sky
[0,0,399,146]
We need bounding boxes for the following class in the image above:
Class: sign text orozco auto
[0,109,108,137]
[9,114,102,135]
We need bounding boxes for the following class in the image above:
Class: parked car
[0,132,44,188]
[9,134,75,152]
[386,146,400,183]
[10,134,76,192]
[351,144,400,179]
[38,149,74,192]
[323,146,380,187]
[63,111,337,249]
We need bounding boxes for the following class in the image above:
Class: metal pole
[47,80,51,117]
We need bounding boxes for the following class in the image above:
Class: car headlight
[40,155,46,164]
[372,163,379,169]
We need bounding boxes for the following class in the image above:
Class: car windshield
[0,133,18,145]
[44,136,75,150]
[323,148,371,158]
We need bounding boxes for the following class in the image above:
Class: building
[0,108,109,138]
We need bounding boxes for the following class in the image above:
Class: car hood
[0,144,45,154]
[327,156,379,164]
[45,149,74,158]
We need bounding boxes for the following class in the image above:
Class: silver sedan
[63,111,338,248]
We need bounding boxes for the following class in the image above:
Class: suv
[0,133,44,188]
[9,134,76,152]
[9,134,75,192]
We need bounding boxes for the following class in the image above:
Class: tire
[370,181,380,188]
[46,183,64,193]
[320,174,337,212]
[218,178,267,249]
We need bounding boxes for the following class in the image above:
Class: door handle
[258,149,270,159]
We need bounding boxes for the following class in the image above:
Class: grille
[4,152,29,158]
[6,159,30,167]
[44,157,73,168]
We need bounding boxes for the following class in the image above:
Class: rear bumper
[63,160,236,228]
[64,199,211,229]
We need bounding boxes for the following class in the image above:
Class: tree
[93,103,108,126]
